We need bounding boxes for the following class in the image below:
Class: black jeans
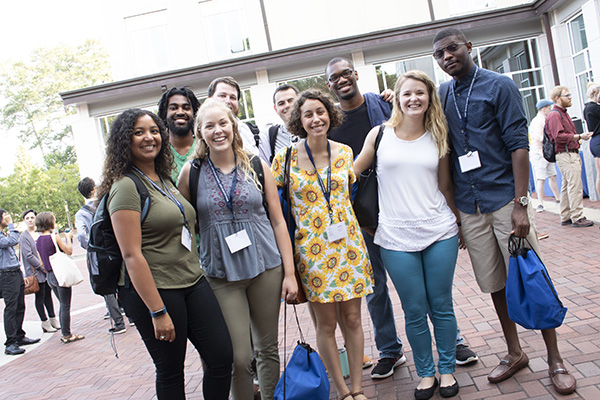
[34,281,56,321]
[0,269,26,346]
[119,276,233,400]
[46,271,72,337]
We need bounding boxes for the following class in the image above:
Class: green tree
[0,149,82,229]
[0,39,112,168]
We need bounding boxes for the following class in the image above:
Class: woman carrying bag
[272,89,373,400]
[354,71,462,399]
[35,212,83,344]
[178,99,297,400]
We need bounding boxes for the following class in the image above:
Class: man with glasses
[546,86,593,227]
[433,27,576,395]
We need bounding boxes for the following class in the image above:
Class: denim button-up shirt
[441,65,529,214]
[0,223,21,270]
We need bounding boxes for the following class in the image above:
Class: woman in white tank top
[354,71,463,400]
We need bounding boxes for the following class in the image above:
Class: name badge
[458,151,481,173]
[225,229,252,253]
[181,226,192,252]
[326,222,348,243]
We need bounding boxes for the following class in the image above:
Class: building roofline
[60,0,563,106]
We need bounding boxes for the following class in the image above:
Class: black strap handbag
[352,125,385,229]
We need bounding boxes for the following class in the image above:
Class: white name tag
[326,222,348,243]
[181,226,192,252]
[458,151,481,173]
[225,229,252,253]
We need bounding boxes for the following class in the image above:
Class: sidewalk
[1,199,599,399]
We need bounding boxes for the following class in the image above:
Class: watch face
[520,197,529,206]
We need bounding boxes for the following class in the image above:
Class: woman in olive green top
[97,108,232,400]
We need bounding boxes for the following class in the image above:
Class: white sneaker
[536,204,544,213]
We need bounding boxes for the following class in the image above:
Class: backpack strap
[124,172,151,223]
[81,203,97,215]
[246,122,261,148]
[268,125,280,163]
[188,158,203,213]
[250,155,269,219]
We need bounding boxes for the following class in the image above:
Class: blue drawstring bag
[506,235,567,330]
[274,304,329,400]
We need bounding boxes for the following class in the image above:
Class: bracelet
[149,306,167,318]
[456,221,462,227]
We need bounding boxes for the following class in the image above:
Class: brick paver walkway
[1,199,599,399]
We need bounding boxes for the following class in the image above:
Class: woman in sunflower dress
[272,89,373,400]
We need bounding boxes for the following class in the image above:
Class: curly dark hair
[97,109,173,200]
[287,89,343,138]
[157,87,200,124]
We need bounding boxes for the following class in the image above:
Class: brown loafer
[488,352,529,383]
[549,363,576,395]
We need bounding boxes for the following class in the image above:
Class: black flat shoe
[5,344,25,355]
[439,380,459,398]
[17,336,40,346]
[414,377,438,400]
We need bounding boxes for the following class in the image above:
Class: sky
[0,1,105,177]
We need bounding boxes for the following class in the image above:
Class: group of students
[53,26,581,400]
[94,68,463,400]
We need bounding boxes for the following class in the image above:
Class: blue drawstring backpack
[274,304,329,400]
[506,235,567,330]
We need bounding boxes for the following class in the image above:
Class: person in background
[98,108,232,399]
[1,208,41,355]
[20,209,60,333]
[354,70,461,399]
[157,87,201,182]
[546,86,593,227]
[260,84,300,164]
[583,82,600,201]
[178,99,297,400]
[528,99,560,212]
[272,89,372,400]
[75,177,127,335]
[35,211,83,344]
[207,76,261,158]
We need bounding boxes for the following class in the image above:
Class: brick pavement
[0,199,599,399]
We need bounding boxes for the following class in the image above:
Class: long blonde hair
[193,99,261,191]
[385,70,449,158]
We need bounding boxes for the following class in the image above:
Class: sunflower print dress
[272,142,373,303]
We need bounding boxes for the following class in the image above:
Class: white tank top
[374,127,458,252]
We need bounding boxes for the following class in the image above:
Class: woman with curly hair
[354,71,462,399]
[98,108,232,399]
[177,100,297,400]
[271,90,373,400]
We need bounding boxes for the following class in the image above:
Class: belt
[0,267,21,274]
[556,149,579,154]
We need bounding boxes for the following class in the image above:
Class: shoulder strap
[283,146,293,201]
[246,122,261,148]
[124,172,151,223]
[188,158,203,212]
[250,155,269,219]
[439,82,450,111]
[268,125,280,162]
[81,204,96,215]
[371,125,385,170]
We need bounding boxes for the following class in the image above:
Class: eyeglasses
[328,69,354,83]
[433,42,467,60]
[561,94,572,98]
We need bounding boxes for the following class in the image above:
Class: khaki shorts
[459,201,541,293]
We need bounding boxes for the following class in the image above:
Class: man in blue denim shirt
[434,27,576,395]
[0,209,40,355]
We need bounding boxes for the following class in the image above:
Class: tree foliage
[0,148,82,229]
[0,39,112,168]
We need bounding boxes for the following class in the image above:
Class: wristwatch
[514,196,529,207]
